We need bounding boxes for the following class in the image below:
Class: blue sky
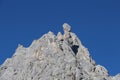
[0,0,120,76]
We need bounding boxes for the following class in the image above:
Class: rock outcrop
[0,23,119,80]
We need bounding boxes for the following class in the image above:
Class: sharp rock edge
[0,23,120,80]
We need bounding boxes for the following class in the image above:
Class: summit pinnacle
[63,23,71,32]
[0,23,119,80]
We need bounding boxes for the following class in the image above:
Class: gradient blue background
[0,0,120,76]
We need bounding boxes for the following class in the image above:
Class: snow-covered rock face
[0,23,119,80]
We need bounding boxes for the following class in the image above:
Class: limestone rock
[112,74,120,80]
[0,23,119,80]
[63,23,71,32]
[57,32,63,41]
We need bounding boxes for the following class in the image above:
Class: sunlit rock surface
[0,23,119,80]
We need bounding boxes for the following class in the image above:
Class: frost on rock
[0,23,119,80]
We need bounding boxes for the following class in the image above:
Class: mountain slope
[0,23,119,80]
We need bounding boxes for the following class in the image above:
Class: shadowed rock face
[71,45,79,55]
[0,23,119,80]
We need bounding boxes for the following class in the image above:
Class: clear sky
[0,0,120,76]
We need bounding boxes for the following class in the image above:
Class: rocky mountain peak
[0,23,119,80]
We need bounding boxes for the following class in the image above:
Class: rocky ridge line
[0,23,120,80]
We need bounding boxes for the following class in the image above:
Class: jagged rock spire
[63,23,72,44]
[57,32,63,41]
[63,23,71,32]
[0,23,119,80]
